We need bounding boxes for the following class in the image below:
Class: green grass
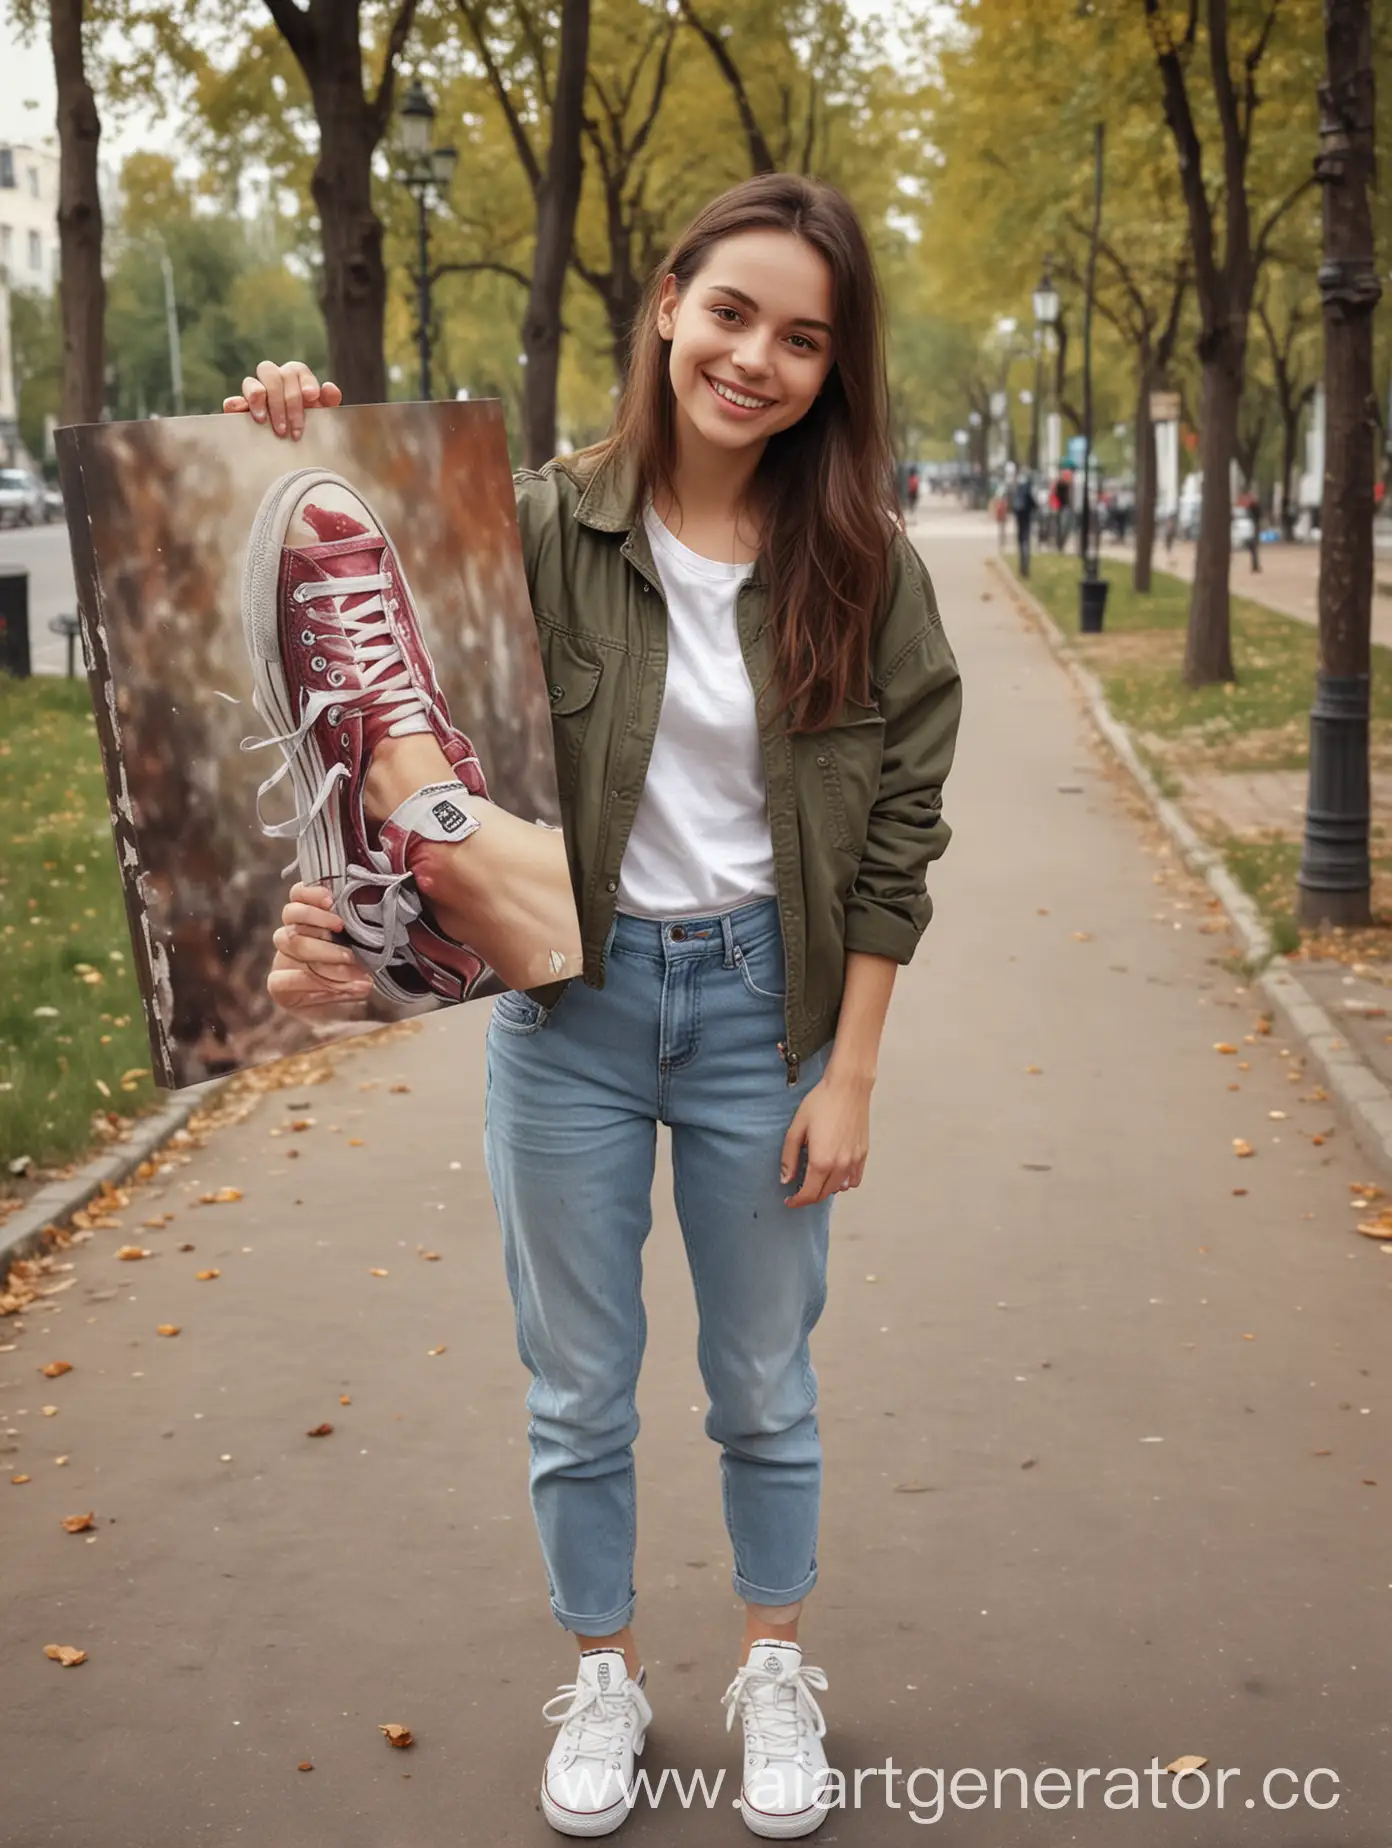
[0,675,159,1186]
[1217,838,1303,955]
[1024,554,1392,776]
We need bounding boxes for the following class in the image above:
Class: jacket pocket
[812,707,885,857]
[539,628,605,798]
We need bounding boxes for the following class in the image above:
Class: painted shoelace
[241,571,437,970]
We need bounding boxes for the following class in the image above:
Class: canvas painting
[55,400,580,1091]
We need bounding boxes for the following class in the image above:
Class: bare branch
[262,0,313,67]
[678,0,775,173]
[1142,0,1221,315]
[1254,172,1317,265]
[512,0,554,114]
[432,258,532,291]
[455,0,541,193]
[369,0,422,141]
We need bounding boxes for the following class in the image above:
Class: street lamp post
[1078,123,1107,633]
[397,78,459,401]
[1031,260,1058,478]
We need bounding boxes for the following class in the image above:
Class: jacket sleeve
[842,531,963,964]
[512,466,562,612]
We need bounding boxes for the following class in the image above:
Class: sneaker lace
[239,570,431,844]
[542,1679,642,1763]
[721,1661,828,1760]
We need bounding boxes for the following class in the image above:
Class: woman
[225,172,961,1840]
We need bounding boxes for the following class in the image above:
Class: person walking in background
[993,485,1009,551]
[226,172,962,1842]
[906,463,920,515]
[1012,469,1036,578]
[1241,487,1262,573]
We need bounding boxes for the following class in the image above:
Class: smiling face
[655,229,837,460]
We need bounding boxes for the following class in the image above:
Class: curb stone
[994,556,1392,1182]
[1,1080,223,1281]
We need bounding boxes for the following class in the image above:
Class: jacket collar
[571,444,639,535]
[567,442,766,589]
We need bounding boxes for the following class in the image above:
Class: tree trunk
[1183,352,1242,684]
[1298,0,1381,927]
[308,28,387,405]
[1133,362,1157,594]
[1279,405,1300,539]
[51,0,105,425]
[521,0,590,466]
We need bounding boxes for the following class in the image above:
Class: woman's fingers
[286,882,342,920]
[272,924,364,972]
[227,366,340,429]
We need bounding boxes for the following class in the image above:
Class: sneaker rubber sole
[540,1731,646,1838]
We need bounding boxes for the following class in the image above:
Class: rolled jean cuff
[732,1563,818,1608]
[551,1592,637,1635]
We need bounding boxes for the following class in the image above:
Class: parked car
[0,468,46,526]
[42,483,64,522]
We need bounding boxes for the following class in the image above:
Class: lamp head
[400,78,436,159]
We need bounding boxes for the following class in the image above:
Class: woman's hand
[780,1070,871,1208]
[266,883,373,1016]
[222,360,342,439]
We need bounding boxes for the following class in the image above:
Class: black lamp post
[1078,123,1108,633]
[1031,260,1058,477]
[398,78,459,401]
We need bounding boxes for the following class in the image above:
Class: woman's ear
[655,272,678,340]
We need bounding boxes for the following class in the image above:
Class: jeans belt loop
[719,911,737,969]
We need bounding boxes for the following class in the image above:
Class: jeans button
[669,926,686,942]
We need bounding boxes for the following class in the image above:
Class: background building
[0,141,61,465]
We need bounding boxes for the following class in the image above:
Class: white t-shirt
[615,507,777,919]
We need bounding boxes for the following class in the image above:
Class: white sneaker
[722,1640,832,1838]
[541,1649,653,1837]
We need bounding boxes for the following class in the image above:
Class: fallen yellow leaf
[1213,1042,1237,1055]
[198,1187,243,1205]
[115,1245,151,1261]
[307,1422,334,1438]
[347,1138,365,1147]
[60,1512,95,1534]
[156,1324,181,1337]
[11,1474,31,1485]
[1166,1754,1208,1774]
[43,1644,87,1667]
[40,1360,73,1378]
[195,1268,221,1281]
[1232,1140,1255,1158]
[339,1394,352,1406]
[369,1268,389,1278]
[427,1344,447,1356]
[379,1723,414,1749]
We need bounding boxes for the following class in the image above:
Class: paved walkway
[2,502,1389,1844]
[1108,528,1392,649]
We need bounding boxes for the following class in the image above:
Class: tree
[454,0,592,468]
[50,0,106,424]
[1253,270,1320,537]
[1140,0,1320,685]
[259,0,420,404]
[570,0,680,380]
[1297,0,1381,928]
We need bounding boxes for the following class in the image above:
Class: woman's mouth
[703,373,776,417]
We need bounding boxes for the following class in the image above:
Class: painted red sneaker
[240,469,492,994]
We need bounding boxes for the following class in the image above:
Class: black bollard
[0,568,31,678]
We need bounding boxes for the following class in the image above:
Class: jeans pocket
[490,989,550,1035]
[733,937,786,1003]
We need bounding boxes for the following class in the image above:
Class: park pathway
[2,501,1388,1846]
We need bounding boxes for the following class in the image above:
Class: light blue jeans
[483,898,833,1633]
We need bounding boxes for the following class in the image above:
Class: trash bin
[1079,575,1109,634]
[0,568,31,677]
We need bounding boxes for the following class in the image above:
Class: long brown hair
[592,173,900,733]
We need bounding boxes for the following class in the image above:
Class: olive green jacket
[514,444,962,1075]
